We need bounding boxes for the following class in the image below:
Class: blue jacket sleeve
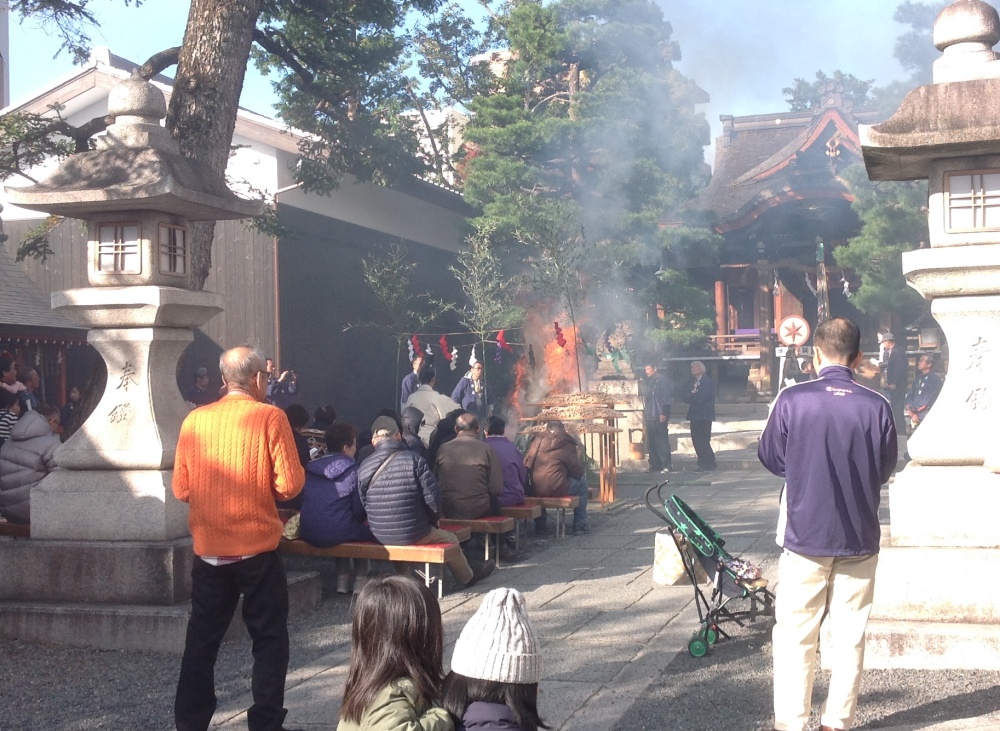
[415,455,442,520]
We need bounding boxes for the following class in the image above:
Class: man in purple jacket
[758,317,897,731]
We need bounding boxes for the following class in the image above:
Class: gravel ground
[0,560,357,731]
[613,605,1000,731]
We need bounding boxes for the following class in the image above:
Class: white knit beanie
[450,588,542,684]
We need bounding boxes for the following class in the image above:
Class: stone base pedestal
[845,458,1000,668]
[857,545,1000,669]
[32,469,189,541]
[0,536,192,604]
[890,465,1000,547]
[0,570,322,653]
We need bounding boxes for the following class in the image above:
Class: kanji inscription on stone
[108,403,133,424]
[117,361,139,392]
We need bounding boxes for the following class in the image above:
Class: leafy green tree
[782,70,875,111]
[894,1,949,86]
[643,268,718,349]
[833,164,929,322]
[4,0,460,287]
[434,219,525,397]
[459,0,711,354]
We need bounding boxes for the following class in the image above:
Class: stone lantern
[858,0,1000,668]
[0,71,261,650]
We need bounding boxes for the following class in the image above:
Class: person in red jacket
[172,345,305,731]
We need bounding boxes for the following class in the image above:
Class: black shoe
[571,523,590,536]
[463,559,496,588]
[499,544,519,562]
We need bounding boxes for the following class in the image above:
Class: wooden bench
[439,516,515,566]
[524,496,580,538]
[499,504,542,551]
[279,535,469,599]
[0,522,29,538]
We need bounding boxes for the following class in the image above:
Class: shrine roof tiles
[0,241,81,331]
[680,105,881,228]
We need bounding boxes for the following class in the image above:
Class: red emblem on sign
[778,316,811,346]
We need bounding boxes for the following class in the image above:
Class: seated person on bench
[434,413,503,520]
[358,421,494,590]
[484,415,528,508]
[523,420,590,536]
[299,422,375,594]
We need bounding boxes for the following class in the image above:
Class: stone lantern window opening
[97,222,141,274]
[158,223,187,276]
[945,170,1000,232]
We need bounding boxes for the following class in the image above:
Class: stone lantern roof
[5,70,262,221]
[861,0,1000,181]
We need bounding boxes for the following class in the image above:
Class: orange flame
[543,324,580,393]
[510,356,529,421]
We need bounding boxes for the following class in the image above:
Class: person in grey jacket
[357,423,494,589]
[0,404,61,524]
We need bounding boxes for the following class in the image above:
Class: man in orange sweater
[173,345,305,731]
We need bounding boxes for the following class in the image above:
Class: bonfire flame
[543,324,581,393]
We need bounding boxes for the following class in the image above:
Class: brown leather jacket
[523,431,584,497]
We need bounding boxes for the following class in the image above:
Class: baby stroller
[645,482,774,657]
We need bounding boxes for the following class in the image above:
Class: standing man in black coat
[684,360,717,472]
[881,333,908,433]
[642,362,672,473]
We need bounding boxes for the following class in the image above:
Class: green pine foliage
[460,0,712,349]
[833,164,929,320]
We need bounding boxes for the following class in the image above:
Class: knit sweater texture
[173,392,305,556]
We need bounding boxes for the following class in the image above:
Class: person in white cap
[442,588,546,731]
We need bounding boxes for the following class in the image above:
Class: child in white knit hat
[337,575,453,731]
[442,587,548,731]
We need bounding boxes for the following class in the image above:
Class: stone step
[855,620,1000,670]
[0,570,321,653]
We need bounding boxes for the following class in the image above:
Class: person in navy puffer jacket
[358,422,494,590]
[299,423,375,593]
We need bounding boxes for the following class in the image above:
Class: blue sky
[8,1,921,160]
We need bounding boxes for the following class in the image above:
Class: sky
[6,0,920,164]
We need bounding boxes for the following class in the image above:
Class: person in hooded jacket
[522,421,589,535]
[0,404,61,524]
[299,422,375,593]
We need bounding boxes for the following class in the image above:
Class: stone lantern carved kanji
[858,0,1000,668]
[0,71,261,649]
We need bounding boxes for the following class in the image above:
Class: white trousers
[772,550,878,731]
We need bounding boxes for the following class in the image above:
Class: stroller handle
[644,481,671,523]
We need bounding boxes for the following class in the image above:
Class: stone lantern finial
[933,0,1000,82]
[99,69,177,153]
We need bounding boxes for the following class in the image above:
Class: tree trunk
[166,0,265,290]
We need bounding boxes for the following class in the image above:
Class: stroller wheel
[688,635,709,658]
[701,623,719,645]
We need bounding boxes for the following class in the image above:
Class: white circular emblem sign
[778,315,811,346]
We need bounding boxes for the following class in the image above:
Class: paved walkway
[210,453,1000,731]
[209,462,784,730]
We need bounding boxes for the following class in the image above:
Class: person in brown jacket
[523,420,590,535]
[434,413,503,520]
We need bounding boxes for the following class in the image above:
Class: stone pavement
[208,461,784,731]
[209,451,1000,731]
